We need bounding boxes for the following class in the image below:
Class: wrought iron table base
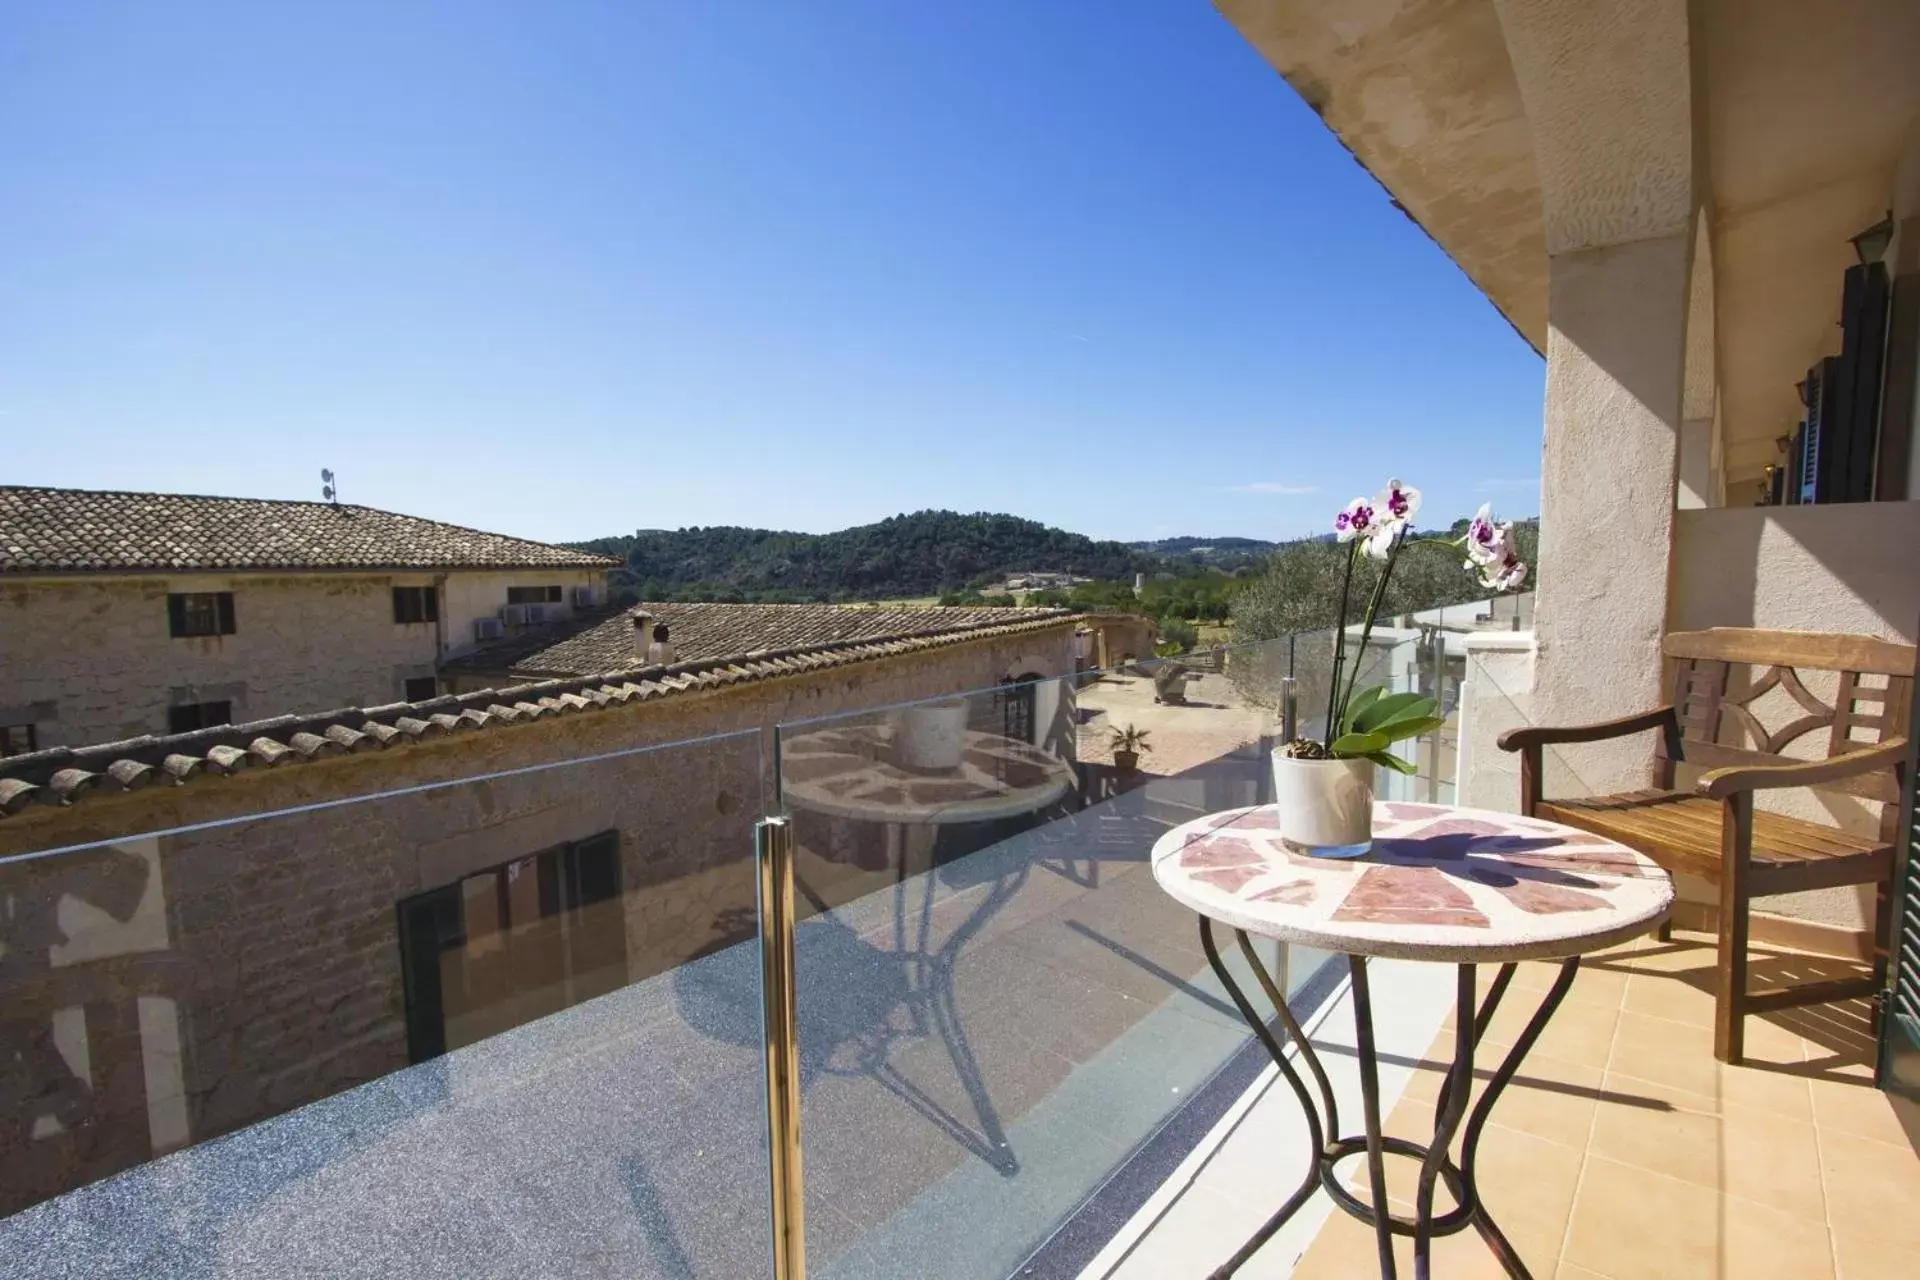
[1198,919,1580,1280]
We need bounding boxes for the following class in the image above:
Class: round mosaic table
[1151,801,1673,1280]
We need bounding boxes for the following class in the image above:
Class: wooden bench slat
[1662,628,1916,675]
[1537,792,1890,892]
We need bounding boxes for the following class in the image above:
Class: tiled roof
[0,486,617,574]
[0,611,1076,818]
[446,601,1070,678]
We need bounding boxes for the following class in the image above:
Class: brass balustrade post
[756,816,807,1280]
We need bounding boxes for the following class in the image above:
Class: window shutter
[217,592,237,635]
[425,586,439,622]
[167,594,188,637]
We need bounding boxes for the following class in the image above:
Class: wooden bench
[1498,628,1913,1064]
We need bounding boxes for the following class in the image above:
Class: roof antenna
[321,468,339,506]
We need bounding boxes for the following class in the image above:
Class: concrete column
[1677,415,1715,508]
[1533,231,1691,792]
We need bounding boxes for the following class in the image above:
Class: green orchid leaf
[1330,731,1389,756]
[1353,691,1429,733]
[1373,715,1446,744]
[1366,750,1419,775]
[1340,684,1385,731]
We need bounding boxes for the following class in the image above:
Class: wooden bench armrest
[1695,738,1909,800]
[1498,706,1678,752]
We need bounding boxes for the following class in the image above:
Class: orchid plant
[1285,479,1529,770]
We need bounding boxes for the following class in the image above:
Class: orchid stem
[1323,541,1359,751]
[1335,531,1403,734]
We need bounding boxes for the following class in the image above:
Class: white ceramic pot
[1271,753,1374,857]
[894,701,969,771]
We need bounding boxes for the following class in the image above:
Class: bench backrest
[1659,627,1915,805]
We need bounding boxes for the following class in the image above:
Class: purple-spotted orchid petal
[1479,547,1528,591]
[1465,504,1506,565]
[1376,478,1421,526]
[1363,519,1400,561]
[1334,497,1375,543]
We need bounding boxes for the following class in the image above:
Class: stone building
[0,486,616,752]
[0,600,1079,1214]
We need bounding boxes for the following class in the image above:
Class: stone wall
[0,569,603,748]
[0,624,1076,1214]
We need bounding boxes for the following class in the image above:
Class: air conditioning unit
[572,585,600,608]
[524,603,550,624]
[474,616,505,642]
[499,604,533,627]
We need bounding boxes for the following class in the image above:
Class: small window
[404,676,439,702]
[507,585,563,605]
[393,586,439,625]
[167,701,233,734]
[168,592,235,638]
[0,723,38,758]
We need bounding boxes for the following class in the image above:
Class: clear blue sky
[0,1,1543,545]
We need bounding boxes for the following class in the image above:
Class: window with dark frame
[392,586,439,625]
[404,676,439,702]
[0,723,38,758]
[168,592,236,638]
[167,701,233,734]
[396,832,624,1062]
[506,585,563,605]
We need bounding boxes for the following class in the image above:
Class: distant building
[0,486,616,751]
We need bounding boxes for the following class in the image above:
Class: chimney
[646,622,676,667]
[629,609,654,664]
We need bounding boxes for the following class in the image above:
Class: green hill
[567,510,1154,603]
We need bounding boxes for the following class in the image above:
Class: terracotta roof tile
[0,486,616,574]
[445,600,1068,679]
[0,611,1077,818]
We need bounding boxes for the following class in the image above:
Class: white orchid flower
[1478,548,1528,592]
[1464,503,1504,564]
[1333,497,1377,543]
[1363,519,1400,561]
[1376,478,1421,527]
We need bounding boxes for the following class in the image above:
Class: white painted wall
[1668,503,1920,641]
[440,569,604,658]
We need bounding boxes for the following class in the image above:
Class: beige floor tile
[1511,955,1629,1010]
[1399,1037,1603,1150]
[1607,1011,1723,1098]
[1556,1265,1612,1280]
[1292,1209,1526,1280]
[1818,1128,1920,1248]
[1341,1096,1580,1267]
[1606,1012,1815,1121]
[1831,1218,1920,1280]
[1562,1155,1835,1280]
[1485,992,1620,1068]
[1587,1074,1826,1221]
[1809,1070,1920,1149]
[1622,970,1718,1027]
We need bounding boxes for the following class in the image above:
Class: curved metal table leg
[1197,923,1581,1280]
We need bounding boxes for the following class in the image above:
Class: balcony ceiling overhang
[1220,0,1920,483]
[1217,0,1548,352]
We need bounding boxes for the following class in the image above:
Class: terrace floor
[1091,930,1920,1279]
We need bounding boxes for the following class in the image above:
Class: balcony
[0,617,1913,1279]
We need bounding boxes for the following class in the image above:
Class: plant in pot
[1110,724,1152,773]
[1274,480,1529,857]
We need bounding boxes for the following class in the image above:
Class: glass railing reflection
[772,640,1343,1279]
[0,728,774,1278]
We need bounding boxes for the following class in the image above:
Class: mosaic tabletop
[781,724,1075,825]
[1152,802,1674,963]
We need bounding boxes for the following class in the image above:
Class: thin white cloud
[1229,481,1317,495]
[1474,477,1540,493]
